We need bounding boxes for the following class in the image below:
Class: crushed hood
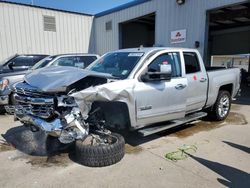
[24,66,113,93]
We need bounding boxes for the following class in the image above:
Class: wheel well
[219,84,233,96]
[90,101,131,130]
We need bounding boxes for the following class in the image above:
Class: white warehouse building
[0,0,249,66]
[0,1,94,59]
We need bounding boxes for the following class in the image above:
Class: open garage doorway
[205,1,250,104]
[119,13,155,49]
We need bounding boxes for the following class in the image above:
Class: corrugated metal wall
[0,2,93,59]
[94,0,245,56]
[94,0,157,55]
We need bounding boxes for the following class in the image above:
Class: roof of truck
[114,47,198,54]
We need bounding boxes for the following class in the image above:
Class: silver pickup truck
[11,47,240,167]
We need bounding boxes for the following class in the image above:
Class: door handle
[200,78,207,82]
[175,84,186,90]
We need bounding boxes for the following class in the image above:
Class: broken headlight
[57,96,77,107]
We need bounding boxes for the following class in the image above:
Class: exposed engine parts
[12,82,110,145]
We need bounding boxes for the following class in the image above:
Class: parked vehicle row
[0,54,48,74]
[0,53,99,110]
[8,47,241,167]
[0,54,48,109]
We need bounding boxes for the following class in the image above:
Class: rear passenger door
[183,52,207,113]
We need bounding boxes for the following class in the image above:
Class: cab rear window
[183,52,200,74]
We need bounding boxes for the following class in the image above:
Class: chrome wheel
[218,94,230,118]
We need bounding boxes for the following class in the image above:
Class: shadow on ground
[187,153,250,188]
[2,126,72,156]
[223,141,250,154]
[1,126,75,168]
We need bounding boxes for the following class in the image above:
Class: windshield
[31,56,56,70]
[0,55,16,66]
[87,52,144,79]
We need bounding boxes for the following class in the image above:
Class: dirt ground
[0,95,250,187]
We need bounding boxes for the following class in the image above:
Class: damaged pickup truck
[11,47,240,167]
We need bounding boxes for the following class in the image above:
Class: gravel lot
[0,99,250,187]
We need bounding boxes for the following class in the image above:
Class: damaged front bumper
[14,104,89,144]
[15,110,62,136]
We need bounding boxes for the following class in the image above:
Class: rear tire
[75,132,125,167]
[208,90,231,121]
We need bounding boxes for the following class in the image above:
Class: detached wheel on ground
[75,132,125,167]
[208,90,231,121]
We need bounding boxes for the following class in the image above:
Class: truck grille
[15,103,54,119]
[13,82,55,119]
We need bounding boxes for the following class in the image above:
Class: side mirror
[141,64,172,82]
[160,64,171,74]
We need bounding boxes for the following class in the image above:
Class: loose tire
[75,132,125,167]
[209,90,231,121]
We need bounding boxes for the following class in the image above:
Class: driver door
[134,52,187,126]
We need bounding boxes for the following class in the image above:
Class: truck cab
[130,48,207,126]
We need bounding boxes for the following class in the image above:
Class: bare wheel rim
[218,95,230,118]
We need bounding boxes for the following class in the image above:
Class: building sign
[171,29,186,44]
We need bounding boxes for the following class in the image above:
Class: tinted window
[184,52,200,74]
[51,57,77,67]
[148,52,182,77]
[79,56,97,67]
[31,56,57,70]
[88,52,144,79]
[11,55,46,67]
[50,56,96,69]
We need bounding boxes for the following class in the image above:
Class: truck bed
[205,66,226,71]
[205,67,240,108]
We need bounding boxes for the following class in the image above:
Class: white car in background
[31,53,99,70]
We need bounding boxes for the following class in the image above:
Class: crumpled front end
[12,82,89,144]
[12,72,136,144]
[70,79,136,127]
